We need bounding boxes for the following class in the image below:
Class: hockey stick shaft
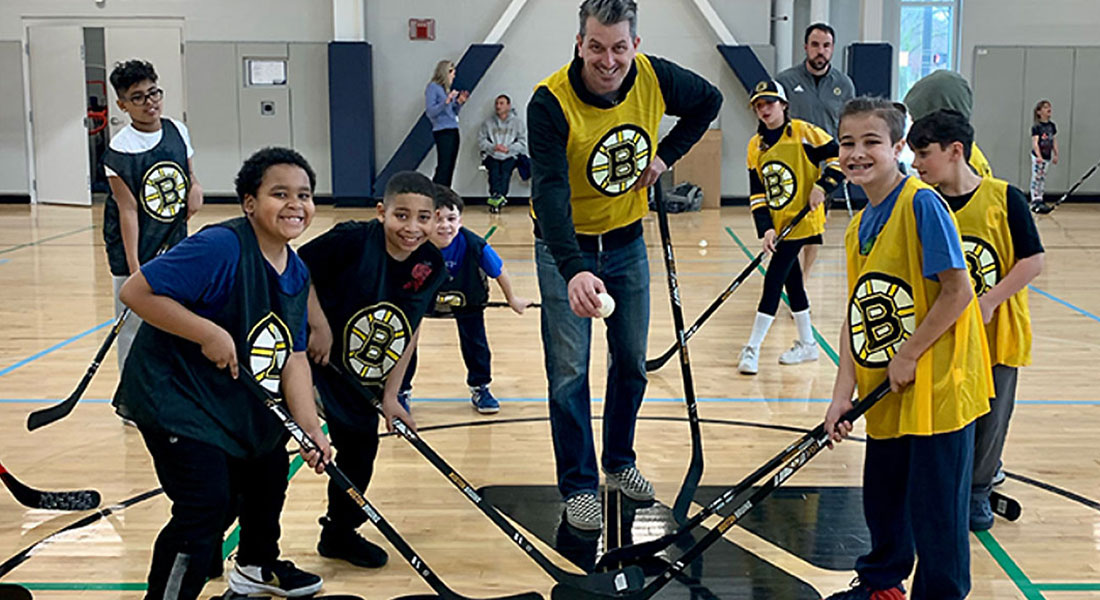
[553,381,890,600]
[652,184,704,525]
[0,458,100,511]
[485,301,541,308]
[241,368,541,600]
[27,216,190,431]
[1052,157,1100,207]
[645,203,813,372]
[326,364,640,593]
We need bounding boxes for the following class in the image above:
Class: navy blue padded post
[717,45,771,95]
[328,42,376,205]
[846,43,893,98]
[372,43,504,196]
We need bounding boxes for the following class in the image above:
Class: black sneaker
[317,516,388,568]
[227,558,323,597]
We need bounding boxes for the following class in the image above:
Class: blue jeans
[856,423,975,599]
[535,236,649,499]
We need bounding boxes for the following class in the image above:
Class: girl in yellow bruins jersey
[822,98,991,600]
[906,109,1044,533]
[736,80,845,375]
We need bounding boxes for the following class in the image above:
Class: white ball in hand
[596,292,616,319]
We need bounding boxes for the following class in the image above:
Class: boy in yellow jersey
[824,97,992,600]
[738,80,844,374]
[907,109,1044,531]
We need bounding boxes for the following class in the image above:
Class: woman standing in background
[1029,99,1058,208]
[426,60,468,186]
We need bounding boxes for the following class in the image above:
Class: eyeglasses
[127,88,164,106]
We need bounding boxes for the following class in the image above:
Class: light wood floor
[0,202,1098,599]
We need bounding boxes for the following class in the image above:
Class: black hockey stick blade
[644,204,812,373]
[990,491,1021,521]
[26,311,128,431]
[240,368,544,600]
[327,364,644,596]
[0,459,100,511]
[0,584,33,600]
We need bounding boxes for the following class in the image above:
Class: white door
[105,27,185,135]
[27,25,90,205]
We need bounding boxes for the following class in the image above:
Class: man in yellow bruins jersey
[907,109,1044,532]
[527,0,721,531]
[824,98,991,600]
[737,80,845,375]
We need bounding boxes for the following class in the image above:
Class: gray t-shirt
[774,62,855,138]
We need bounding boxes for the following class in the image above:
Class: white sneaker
[778,340,819,365]
[564,493,603,531]
[738,345,759,375]
[604,466,655,501]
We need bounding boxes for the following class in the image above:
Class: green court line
[16,582,147,591]
[0,225,94,256]
[1033,583,1100,591]
[723,226,840,363]
[484,224,498,240]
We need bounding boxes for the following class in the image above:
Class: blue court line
[1028,284,1100,323]
[0,319,113,377]
[0,259,9,266]
[4,396,1099,406]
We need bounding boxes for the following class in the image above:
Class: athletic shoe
[970,492,994,532]
[824,578,906,599]
[778,340,820,365]
[604,465,655,501]
[228,559,323,597]
[992,465,1006,487]
[317,516,388,568]
[397,389,412,414]
[1031,201,1054,214]
[470,385,500,414]
[738,345,759,375]
[564,492,602,531]
[487,194,507,213]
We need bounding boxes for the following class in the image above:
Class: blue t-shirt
[140,226,310,350]
[858,177,965,280]
[440,232,503,279]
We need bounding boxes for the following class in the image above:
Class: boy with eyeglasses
[103,59,204,423]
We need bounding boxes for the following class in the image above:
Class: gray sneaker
[564,492,602,531]
[605,465,655,501]
[738,345,759,375]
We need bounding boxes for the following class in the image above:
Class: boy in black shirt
[114,147,330,599]
[299,171,447,568]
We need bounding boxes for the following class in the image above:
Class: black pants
[757,237,816,316]
[140,427,287,600]
[485,157,517,196]
[401,309,492,392]
[315,374,381,531]
[432,128,460,186]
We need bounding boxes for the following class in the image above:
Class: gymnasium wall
[367,0,772,199]
[960,0,1100,78]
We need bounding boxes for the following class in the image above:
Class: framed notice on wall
[247,59,287,86]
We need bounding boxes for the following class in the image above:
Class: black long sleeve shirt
[527,54,723,282]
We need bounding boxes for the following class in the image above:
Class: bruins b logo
[587,124,651,196]
[962,236,1000,297]
[344,302,410,385]
[248,312,292,395]
[436,291,466,308]
[761,161,796,210]
[849,273,917,368]
[141,161,188,222]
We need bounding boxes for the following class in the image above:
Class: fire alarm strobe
[409,18,435,41]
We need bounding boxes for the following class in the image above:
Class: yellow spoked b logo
[248,312,292,395]
[141,161,188,222]
[344,302,411,385]
[962,236,1001,297]
[848,273,917,368]
[586,125,652,196]
[761,161,797,210]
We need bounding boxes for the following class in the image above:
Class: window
[897,0,959,98]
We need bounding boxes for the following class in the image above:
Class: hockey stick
[327,363,643,596]
[486,301,541,309]
[0,584,32,600]
[645,203,813,372]
[652,183,704,525]
[990,490,1021,521]
[240,367,543,600]
[1033,156,1100,214]
[554,380,891,600]
[0,457,100,511]
[27,215,190,431]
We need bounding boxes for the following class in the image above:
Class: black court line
[0,226,94,256]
